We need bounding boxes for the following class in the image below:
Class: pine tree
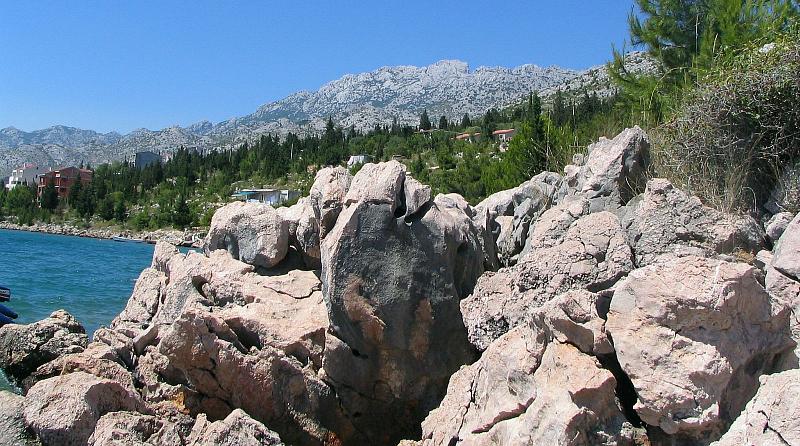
[609,0,798,116]
[40,179,58,212]
[438,115,448,130]
[419,110,432,131]
[461,113,471,128]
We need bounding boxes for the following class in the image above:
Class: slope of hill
[0,56,653,175]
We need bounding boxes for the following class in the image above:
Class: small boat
[112,236,146,243]
[0,286,15,327]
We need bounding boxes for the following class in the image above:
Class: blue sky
[0,1,635,133]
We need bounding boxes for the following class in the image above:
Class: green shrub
[651,31,800,213]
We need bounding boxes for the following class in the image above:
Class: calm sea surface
[0,228,156,391]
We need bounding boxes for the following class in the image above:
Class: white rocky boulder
[24,372,144,446]
[204,201,289,270]
[606,256,792,442]
[711,369,800,446]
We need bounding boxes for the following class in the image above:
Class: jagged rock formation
[2,128,799,446]
[320,161,487,444]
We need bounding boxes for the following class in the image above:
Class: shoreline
[0,221,205,248]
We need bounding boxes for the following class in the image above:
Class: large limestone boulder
[606,256,792,443]
[0,391,41,446]
[420,325,632,445]
[21,341,134,393]
[185,409,284,446]
[462,211,633,351]
[0,310,87,384]
[711,369,800,446]
[221,270,327,369]
[157,307,348,445]
[622,179,764,267]
[561,126,650,211]
[773,212,800,280]
[204,201,289,270]
[24,372,143,446]
[320,162,486,444]
[88,411,194,446]
[309,166,352,238]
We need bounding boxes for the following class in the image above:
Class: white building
[231,188,301,206]
[6,163,45,190]
[347,154,372,169]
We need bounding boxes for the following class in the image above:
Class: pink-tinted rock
[607,256,792,442]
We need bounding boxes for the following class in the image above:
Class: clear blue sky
[0,1,635,134]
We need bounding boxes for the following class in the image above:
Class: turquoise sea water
[0,229,157,391]
[0,229,155,336]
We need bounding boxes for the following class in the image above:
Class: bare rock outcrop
[561,126,650,211]
[482,172,563,266]
[186,409,284,446]
[88,411,194,446]
[773,212,800,281]
[462,210,632,350]
[606,255,792,443]
[309,166,352,238]
[710,369,800,446]
[24,372,144,446]
[765,211,794,243]
[321,161,487,444]
[204,201,289,270]
[0,391,41,446]
[278,197,322,269]
[420,324,632,445]
[622,179,764,267]
[0,310,88,384]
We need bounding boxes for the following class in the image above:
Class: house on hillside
[492,129,516,142]
[455,132,481,144]
[347,155,372,169]
[37,166,93,200]
[6,163,45,190]
[231,188,301,206]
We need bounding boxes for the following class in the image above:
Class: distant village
[2,127,517,210]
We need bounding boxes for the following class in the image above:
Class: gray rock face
[711,370,800,446]
[278,197,322,269]
[204,201,289,270]
[561,126,650,210]
[0,391,41,446]
[622,179,764,267]
[765,212,794,243]
[462,211,633,351]
[186,409,284,446]
[320,163,486,444]
[606,255,792,443]
[309,166,352,238]
[24,372,143,446]
[476,172,562,265]
[0,310,88,384]
[773,212,800,281]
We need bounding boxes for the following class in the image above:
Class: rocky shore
[0,221,205,248]
[1,127,799,445]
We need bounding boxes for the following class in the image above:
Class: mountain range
[0,53,655,176]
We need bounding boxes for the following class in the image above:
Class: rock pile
[1,128,798,446]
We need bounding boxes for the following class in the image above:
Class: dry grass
[649,33,800,214]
